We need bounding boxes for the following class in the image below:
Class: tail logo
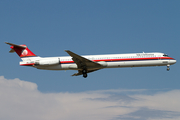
[22,49,28,56]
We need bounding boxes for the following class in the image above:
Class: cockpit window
[163,54,169,57]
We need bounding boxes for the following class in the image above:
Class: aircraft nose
[171,59,176,64]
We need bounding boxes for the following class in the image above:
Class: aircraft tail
[5,42,37,58]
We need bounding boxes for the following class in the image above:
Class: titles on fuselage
[136,53,155,56]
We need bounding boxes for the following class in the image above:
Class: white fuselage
[20,52,176,70]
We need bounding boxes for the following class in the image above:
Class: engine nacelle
[35,58,60,66]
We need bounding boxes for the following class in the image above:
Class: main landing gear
[167,65,170,71]
[82,69,88,78]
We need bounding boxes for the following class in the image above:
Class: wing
[72,69,101,76]
[65,50,102,76]
[65,50,102,68]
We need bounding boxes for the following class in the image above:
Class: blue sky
[0,0,180,120]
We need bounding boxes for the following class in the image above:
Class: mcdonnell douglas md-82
[6,42,176,78]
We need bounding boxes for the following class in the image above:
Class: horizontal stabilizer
[5,42,26,48]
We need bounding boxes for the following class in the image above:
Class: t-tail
[5,42,41,66]
[5,42,36,58]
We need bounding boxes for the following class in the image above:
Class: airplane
[5,42,176,78]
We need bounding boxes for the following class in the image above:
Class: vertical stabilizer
[5,42,36,58]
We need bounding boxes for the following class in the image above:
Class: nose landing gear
[167,65,170,71]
